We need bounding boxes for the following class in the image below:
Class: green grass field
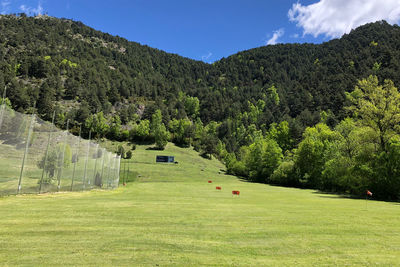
[0,143,399,266]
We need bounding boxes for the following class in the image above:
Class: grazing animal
[216,186,221,190]
[208,180,212,183]
[232,190,240,196]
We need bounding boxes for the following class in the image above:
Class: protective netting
[0,105,120,196]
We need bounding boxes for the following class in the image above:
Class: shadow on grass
[314,194,355,200]
[228,174,400,204]
[145,147,165,151]
[133,140,154,146]
[126,160,179,165]
[119,169,139,184]
[312,190,400,204]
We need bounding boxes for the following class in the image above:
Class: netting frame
[0,98,121,196]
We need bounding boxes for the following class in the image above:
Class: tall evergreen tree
[37,82,55,120]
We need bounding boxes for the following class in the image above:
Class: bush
[230,160,248,177]
[125,150,132,159]
[270,160,298,186]
[120,130,129,141]
[93,148,102,159]
[94,172,102,187]
[117,145,125,158]
[37,143,72,181]
[245,138,282,183]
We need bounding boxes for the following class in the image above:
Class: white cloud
[1,1,11,14]
[20,1,43,15]
[266,28,284,45]
[289,0,400,38]
[201,52,212,61]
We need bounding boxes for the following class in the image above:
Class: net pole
[106,152,112,188]
[127,161,130,185]
[0,85,7,130]
[91,144,99,187]
[82,130,91,190]
[117,156,121,186]
[17,114,35,194]
[116,155,121,187]
[57,119,69,192]
[99,148,106,188]
[70,125,81,191]
[123,159,126,185]
[109,156,114,188]
[113,156,118,188]
[114,156,118,188]
[111,155,116,188]
[39,111,56,194]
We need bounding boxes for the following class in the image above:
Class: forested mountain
[1,14,400,199]
[0,14,208,117]
[212,21,400,121]
[2,15,400,129]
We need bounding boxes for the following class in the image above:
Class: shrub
[125,150,132,159]
[117,145,125,158]
[270,160,298,186]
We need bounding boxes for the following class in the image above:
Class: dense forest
[1,14,400,199]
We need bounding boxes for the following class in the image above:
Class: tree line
[221,76,400,200]
[68,75,400,200]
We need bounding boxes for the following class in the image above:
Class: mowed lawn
[0,143,399,266]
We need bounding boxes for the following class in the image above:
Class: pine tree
[37,82,55,120]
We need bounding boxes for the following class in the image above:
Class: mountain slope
[1,15,400,132]
[0,14,209,117]
[207,21,400,123]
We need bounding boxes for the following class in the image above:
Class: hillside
[1,15,400,129]
[0,14,209,120]
[212,21,400,122]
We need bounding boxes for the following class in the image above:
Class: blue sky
[2,0,400,62]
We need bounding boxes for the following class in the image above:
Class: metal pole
[39,111,56,194]
[91,144,99,188]
[70,125,81,191]
[106,152,112,188]
[123,159,126,185]
[110,155,116,188]
[127,161,130,185]
[116,155,121,188]
[113,156,118,188]
[119,156,122,185]
[57,119,69,192]
[17,114,35,194]
[82,130,91,190]
[99,148,106,188]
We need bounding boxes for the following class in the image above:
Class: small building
[156,155,175,163]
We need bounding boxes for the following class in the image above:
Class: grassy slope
[0,143,399,266]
